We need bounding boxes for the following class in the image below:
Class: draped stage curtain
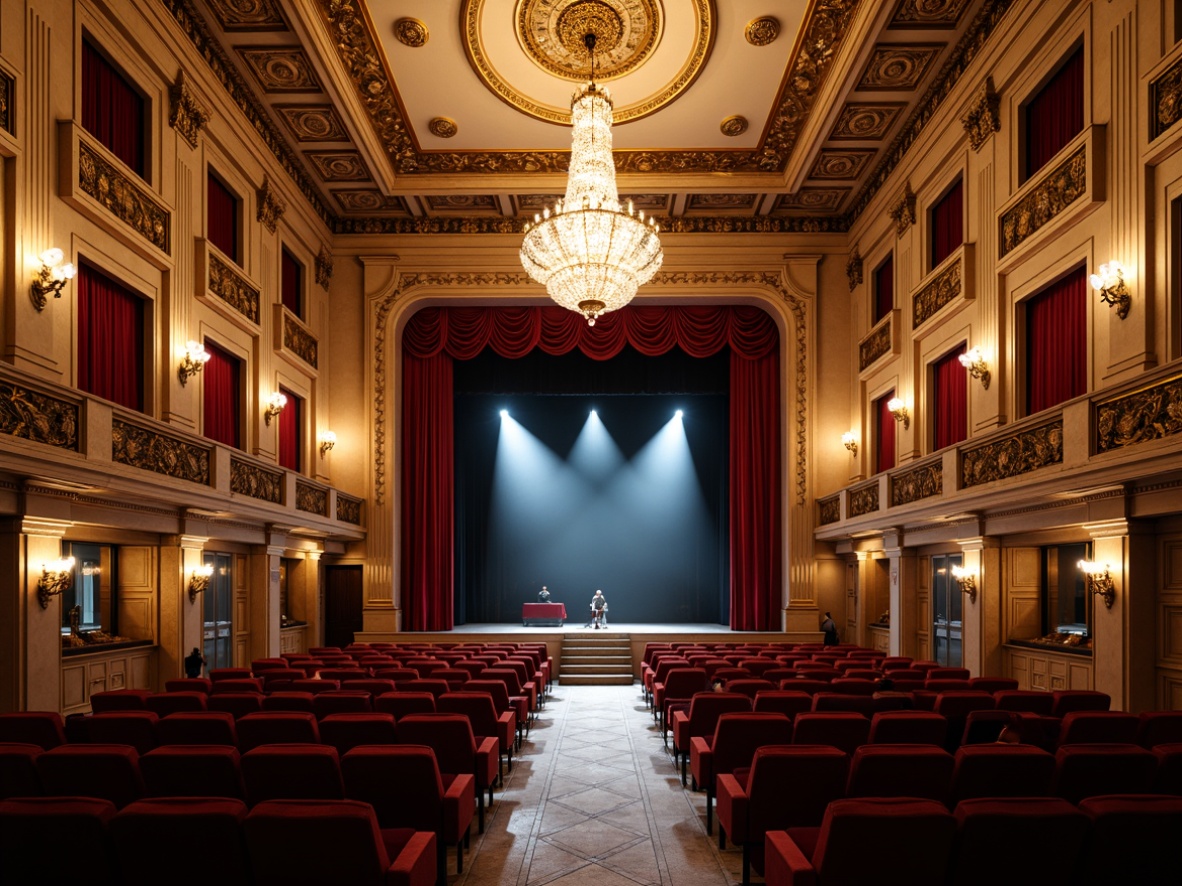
[402,305,780,631]
[203,341,241,449]
[874,256,894,323]
[207,174,239,262]
[931,179,963,269]
[81,40,144,176]
[1026,47,1084,178]
[279,387,300,471]
[76,264,143,412]
[1027,268,1087,414]
[933,345,967,451]
[876,392,896,475]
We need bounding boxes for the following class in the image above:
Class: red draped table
[522,603,567,626]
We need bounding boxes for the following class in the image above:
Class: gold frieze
[337,493,363,525]
[169,70,210,149]
[849,482,880,518]
[1151,53,1182,140]
[888,183,916,235]
[912,257,961,329]
[283,314,319,369]
[112,420,210,485]
[231,458,283,503]
[296,481,329,516]
[1097,373,1182,453]
[78,141,170,254]
[961,76,999,151]
[208,252,261,324]
[0,383,79,450]
[256,174,286,233]
[962,421,1063,487]
[818,495,840,526]
[1000,145,1086,256]
[859,315,893,372]
[891,461,943,506]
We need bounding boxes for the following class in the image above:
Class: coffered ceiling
[173,0,1011,232]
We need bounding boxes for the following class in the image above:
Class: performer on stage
[538,586,551,603]
[590,589,608,629]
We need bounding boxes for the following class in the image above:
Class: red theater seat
[110,797,251,886]
[36,744,145,809]
[0,742,44,799]
[1056,710,1140,746]
[1077,793,1182,885]
[1137,710,1182,748]
[261,691,317,713]
[156,710,238,746]
[671,692,752,787]
[319,713,398,755]
[140,744,245,800]
[145,691,208,716]
[164,677,212,694]
[690,712,793,835]
[845,744,954,803]
[206,692,265,720]
[397,713,499,833]
[82,711,159,754]
[1053,743,1158,803]
[867,710,947,746]
[949,797,1088,886]
[950,743,1055,804]
[1051,689,1111,717]
[0,711,67,749]
[236,711,321,751]
[752,690,813,720]
[375,691,438,721]
[0,796,118,884]
[790,711,870,755]
[89,689,153,712]
[992,689,1054,715]
[242,743,345,805]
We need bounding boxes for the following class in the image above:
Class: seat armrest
[442,772,477,839]
[475,737,499,784]
[384,830,437,886]
[689,736,713,782]
[715,773,750,841]
[765,830,817,886]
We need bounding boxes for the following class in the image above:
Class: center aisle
[458,683,741,886]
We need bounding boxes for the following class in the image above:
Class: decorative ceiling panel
[275,105,349,142]
[889,0,972,28]
[237,47,321,92]
[829,103,907,141]
[810,150,876,180]
[773,189,850,214]
[203,0,288,31]
[856,45,944,91]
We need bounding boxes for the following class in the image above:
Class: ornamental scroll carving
[230,458,283,503]
[0,70,12,135]
[848,483,880,518]
[818,495,840,526]
[0,383,79,450]
[79,141,170,254]
[208,252,260,324]
[913,258,961,328]
[1151,54,1182,140]
[296,481,328,516]
[315,247,334,289]
[961,421,1062,487]
[846,248,863,291]
[859,317,892,371]
[888,184,916,235]
[257,175,286,233]
[1096,373,1182,453]
[1000,145,1086,256]
[961,76,1000,151]
[112,420,210,484]
[168,70,210,149]
[283,315,319,368]
[337,493,362,525]
[891,461,943,506]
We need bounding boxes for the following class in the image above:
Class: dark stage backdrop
[455,362,728,624]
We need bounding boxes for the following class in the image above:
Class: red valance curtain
[1026,47,1084,178]
[933,345,967,450]
[1027,268,1087,414]
[402,305,780,631]
[874,256,894,323]
[203,340,240,449]
[281,250,302,317]
[279,387,301,472]
[207,174,239,263]
[76,264,143,412]
[876,392,896,475]
[931,179,963,269]
[81,40,144,177]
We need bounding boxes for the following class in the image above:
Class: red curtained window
[931,179,963,269]
[1026,267,1087,414]
[1026,47,1084,179]
[278,386,301,472]
[281,249,302,318]
[873,255,894,323]
[203,340,241,449]
[207,173,239,263]
[81,39,145,177]
[932,345,968,450]
[875,391,896,474]
[76,263,144,412]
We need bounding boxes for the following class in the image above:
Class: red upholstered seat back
[111,797,250,886]
[812,797,956,886]
[752,690,812,719]
[341,745,444,830]
[1053,743,1158,803]
[1078,793,1182,885]
[1137,710,1182,748]
[0,742,44,800]
[319,713,398,754]
[1051,689,1111,717]
[993,689,1054,714]
[791,712,870,755]
[146,691,208,716]
[206,693,264,719]
[156,710,238,746]
[1057,710,1140,746]
[374,691,438,720]
[437,692,500,739]
[83,711,159,755]
[748,744,849,829]
[950,797,1088,886]
[89,689,153,712]
[236,711,321,752]
[709,713,794,780]
[397,714,476,776]
[0,712,67,749]
[241,743,344,806]
[846,744,954,804]
[140,744,245,800]
[0,796,118,883]
[868,710,948,746]
[312,690,374,719]
[36,743,145,809]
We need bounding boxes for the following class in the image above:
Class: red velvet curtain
[874,256,894,323]
[281,249,302,317]
[402,305,780,631]
[933,345,967,450]
[203,340,240,449]
[876,392,896,474]
[1027,47,1084,178]
[279,386,301,471]
[931,179,963,269]
[81,40,144,176]
[207,174,238,262]
[1027,268,1087,414]
[76,264,143,412]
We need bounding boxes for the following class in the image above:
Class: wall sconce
[31,248,77,311]
[36,556,76,609]
[886,397,910,430]
[1089,261,1130,320]
[263,391,288,426]
[188,563,214,604]
[958,347,991,389]
[951,565,977,603]
[1078,560,1116,609]
[177,341,211,386]
[840,432,858,457]
[319,431,337,458]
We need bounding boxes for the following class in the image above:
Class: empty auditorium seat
[241,743,345,805]
[845,744,954,803]
[209,668,254,682]
[1136,710,1182,749]
[82,711,160,754]
[967,676,1018,693]
[949,797,1088,886]
[261,691,317,713]
[319,712,398,755]
[690,712,793,834]
[210,678,265,694]
[790,711,870,755]
[1077,793,1182,885]
[867,710,948,746]
[752,690,813,720]
[397,713,499,833]
[236,711,321,751]
[313,690,376,719]
[1056,710,1140,746]
[1053,743,1158,803]
[671,692,752,787]
[156,710,239,746]
[992,689,1054,714]
[0,711,67,749]
[164,677,212,694]
[949,744,1056,804]
[89,689,153,712]
[206,692,264,719]
[0,796,118,884]
[140,744,245,800]
[1051,689,1111,717]
[110,797,251,886]
[36,743,145,809]
[1152,741,1182,795]
[809,692,878,716]
[145,691,208,716]
[437,691,516,773]
[0,742,43,799]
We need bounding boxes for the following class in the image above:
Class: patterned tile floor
[456,683,745,886]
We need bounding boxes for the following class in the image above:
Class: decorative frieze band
[337,492,362,525]
[888,183,916,236]
[859,315,893,372]
[168,70,210,149]
[78,140,171,255]
[1000,145,1086,257]
[296,481,328,516]
[962,420,1063,487]
[283,314,319,369]
[1097,372,1182,453]
[913,257,961,329]
[257,175,286,233]
[0,69,13,135]
[230,458,283,503]
[208,252,261,324]
[818,495,841,526]
[845,248,863,291]
[1151,54,1182,141]
[112,420,210,485]
[848,483,880,518]
[0,383,79,450]
[961,76,1000,151]
[891,461,943,506]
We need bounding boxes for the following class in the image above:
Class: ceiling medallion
[720,115,748,137]
[745,16,779,46]
[428,117,458,138]
[394,18,429,47]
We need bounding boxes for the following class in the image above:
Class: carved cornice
[848,483,880,517]
[888,183,916,235]
[1151,53,1182,141]
[79,141,170,254]
[859,315,893,372]
[0,69,12,135]
[256,174,286,233]
[336,213,849,236]
[891,461,943,506]
[168,70,210,149]
[208,252,261,324]
[913,256,961,328]
[283,314,318,369]
[961,76,999,151]
[0,383,79,450]
[961,420,1063,487]
[315,247,334,289]
[337,492,362,525]
[818,495,841,526]
[230,458,283,503]
[846,248,863,291]
[1097,372,1182,453]
[999,145,1086,256]
[112,420,211,485]
[296,481,328,516]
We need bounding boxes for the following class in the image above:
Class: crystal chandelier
[520,34,663,326]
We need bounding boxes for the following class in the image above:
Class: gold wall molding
[168,70,210,149]
[1000,144,1086,256]
[891,461,943,506]
[336,214,849,236]
[962,420,1063,487]
[208,251,261,324]
[859,314,893,371]
[296,481,328,516]
[1097,373,1182,453]
[846,247,863,291]
[230,458,283,503]
[0,383,79,450]
[849,482,880,517]
[1151,52,1182,141]
[112,420,211,485]
[256,174,286,233]
[961,76,999,151]
[78,140,171,255]
[337,492,363,525]
[912,256,961,328]
[818,494,841,526]
[888,183,916,235]
[283,313,319,369]
[315,246,334,289]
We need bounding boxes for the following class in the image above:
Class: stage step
[559,633,634,686]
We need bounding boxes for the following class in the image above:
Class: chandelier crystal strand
[520,55,662,325]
